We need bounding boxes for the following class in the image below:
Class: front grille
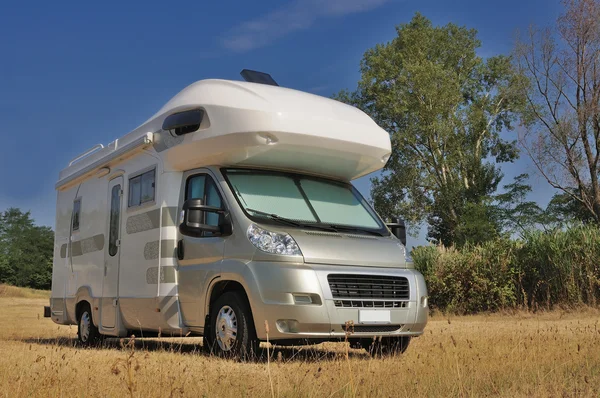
[328,274,410,300]
[342,324,403,333]
[334,300,408,308]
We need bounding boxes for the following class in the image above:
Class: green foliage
[516,226,600,309]
[336,13,524,246]
[544,189,597,225]
[413,239,518,313]
[0,208,54,289]
[494,173,544,236]
[413,225,600,314]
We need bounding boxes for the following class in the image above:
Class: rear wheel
[77,303,102,346]
[206,292,258,359]
[358,336,411,357]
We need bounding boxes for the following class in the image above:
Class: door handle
[104,262,107,276]
[177,239,185,260]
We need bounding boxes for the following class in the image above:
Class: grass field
[0,290,599,397]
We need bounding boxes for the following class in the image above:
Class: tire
[206,291,258,359]
[359,336,411,357]
[77,302,102,347]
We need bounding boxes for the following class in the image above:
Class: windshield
[222,169,388,235]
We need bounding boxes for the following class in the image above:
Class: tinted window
[109,184,121,256]
[72,199,81,231]
[129,169,155,207]
[141,169,155,203]
[129,176,141,207]
[186,175,206,201]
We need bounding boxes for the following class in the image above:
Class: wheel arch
[205,279,257,337]
[74,286,98,326]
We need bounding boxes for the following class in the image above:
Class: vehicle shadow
[20,337,369,362]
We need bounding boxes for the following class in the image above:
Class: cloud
[221,0,392,52]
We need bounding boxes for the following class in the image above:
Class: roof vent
[240,69,279,86]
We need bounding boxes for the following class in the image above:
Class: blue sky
[0,0,563,246]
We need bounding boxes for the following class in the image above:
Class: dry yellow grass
[0,294,599,397]
[0,284,50,299]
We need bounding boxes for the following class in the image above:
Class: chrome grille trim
[328,274,410,300]
[334,300,408,308]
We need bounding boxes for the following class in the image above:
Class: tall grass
[0,284,50,299]
[413,225,600,314]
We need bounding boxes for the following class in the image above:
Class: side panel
[156,171,184,331]
[50,188,73,324]
[59,177,108,324]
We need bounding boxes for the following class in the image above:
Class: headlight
[247,224,302,256]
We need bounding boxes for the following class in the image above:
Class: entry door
[101,177,123,329]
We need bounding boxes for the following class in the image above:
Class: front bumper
[246,262,428,341]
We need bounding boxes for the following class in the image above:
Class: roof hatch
[240,69,279,86]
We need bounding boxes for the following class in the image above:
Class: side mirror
[179,198,232,237]
[386,217,407,246]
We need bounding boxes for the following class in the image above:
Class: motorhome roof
[57,79,391,189]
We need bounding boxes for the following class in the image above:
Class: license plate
[358,310,391,324]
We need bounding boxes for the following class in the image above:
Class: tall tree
[494,173,545,235]
[545,189,596,224]
[336,14,522,246]
[0,208,54,289]
[515,0,600,223]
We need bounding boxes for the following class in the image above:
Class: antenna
[240,69,279,86]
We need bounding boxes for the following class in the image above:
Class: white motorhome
[46,71,428,357]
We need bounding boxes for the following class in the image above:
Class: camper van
[46,71,428,357]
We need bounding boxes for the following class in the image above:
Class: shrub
[413,239,518,314]
[412,225,600,314]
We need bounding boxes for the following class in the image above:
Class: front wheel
[358,336,411,357]
[206,292,258,359]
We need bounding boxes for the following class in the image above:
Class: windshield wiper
[245,208,338,232]
[245,208,302,227]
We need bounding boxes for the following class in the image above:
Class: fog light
[293,294,312,304]
[276,319,299,333]
[421,296,428,308]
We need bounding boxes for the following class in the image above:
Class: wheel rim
[215,305,238,351]
[80,311,91,342]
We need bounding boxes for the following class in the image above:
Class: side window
[129,176,141,207]
[185,174,223,237]
[129,168,155,207]
[205,180,222,227]
[186,175,206,201]
[72,198,81,231]
[141,169,155,203]
[108,185,121,256]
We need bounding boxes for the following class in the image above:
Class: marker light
[247,224,302,256]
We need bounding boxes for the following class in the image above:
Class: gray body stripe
[126,209,161,234]
[60,234,105,258]
[162,207,178,227]
[126,207,178,234]
[143,241,159,260]
[161,239,177,258]
[144,240,177,260]
[146,266,177,284]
